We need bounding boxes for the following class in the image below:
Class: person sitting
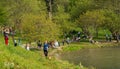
[89,36,95,43]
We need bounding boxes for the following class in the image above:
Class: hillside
[0,36,84,69]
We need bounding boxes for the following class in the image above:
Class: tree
[45,0,54,19]
[0,0,48,42]
[103,10,120,40]
[21,13,60,42]
[69,0,94,21]
[0,2,8,26]
[76,10,105,37]
[52,0,74,37]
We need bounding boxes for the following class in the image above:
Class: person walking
[43,40,49,58]
[3,29,9,46]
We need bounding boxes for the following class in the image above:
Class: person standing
[43,41,49,58]
[78,32,81,38]
[109,34,112,42]
[26,43,30,50]
[54,40,59,48]
[62,39,65,46]
[105,34,109,42]
[14,40,17,47]
[37,40,42,49]
[116,34,119,42]
[3,29,9,46]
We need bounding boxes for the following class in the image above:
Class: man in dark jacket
[43,41,49,58]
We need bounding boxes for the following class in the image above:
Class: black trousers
[14,43,17,46]
[44,50,48,57]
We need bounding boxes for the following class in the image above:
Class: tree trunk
[49,0,52,20]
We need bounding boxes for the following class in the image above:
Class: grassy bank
[1,35,119,69]
[62,42,120,52]
[0,36,89,69]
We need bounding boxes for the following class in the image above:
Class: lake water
[60,47,120,69]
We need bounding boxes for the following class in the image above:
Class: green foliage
[0,36,82,69]
[62,42,97,52]
[7,0,46,28]
[63,42,120,52]
[69,0,94,20]
[76,10,105,36]
[103,10,120,33]
[53,5,73,34]
[0,0,120,68]
[0,6,7,26]
[21,13,61,42]
[0,0,119,40]
[0,0,61,42]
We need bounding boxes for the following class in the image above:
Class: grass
[0,35,89,69]
[62,42,96,52]
[0,31,118,69]
[62,42,120,52]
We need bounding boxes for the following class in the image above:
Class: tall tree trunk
[49,0,52,20]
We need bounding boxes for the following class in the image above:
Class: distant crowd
[2,27,120,58]
[2,27,71,58]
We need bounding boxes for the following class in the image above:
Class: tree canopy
[0,0,119,42]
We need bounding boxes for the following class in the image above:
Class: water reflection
[60,48,120,69]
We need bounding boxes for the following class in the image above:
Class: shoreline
[49,41,120,56]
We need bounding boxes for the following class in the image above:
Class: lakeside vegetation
[2,35,119,69]
[0,0,119,42]
[62,42,120,52]
[0,37,86,69]
[0,0,120,69]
